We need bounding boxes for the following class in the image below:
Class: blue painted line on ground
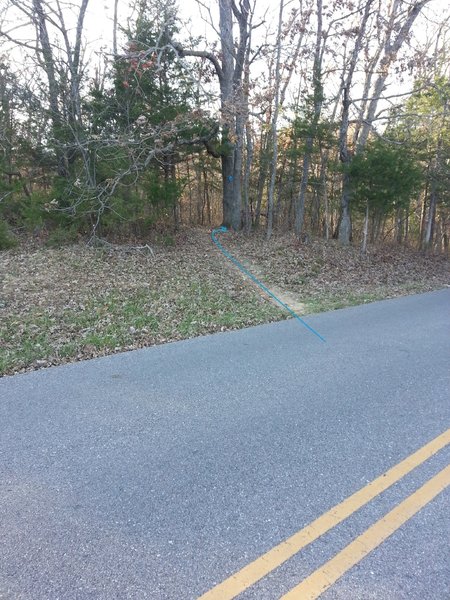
[211,226,326,343]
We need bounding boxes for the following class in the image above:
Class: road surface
[1,289,449,599]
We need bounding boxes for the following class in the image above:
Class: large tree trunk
[218,0,236,228]
[180,0,250,230]
[221,152,238,228]
[219,0,250,230]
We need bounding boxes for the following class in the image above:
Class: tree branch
[171,43,224,83]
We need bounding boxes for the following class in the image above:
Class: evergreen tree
[349,139,422,247]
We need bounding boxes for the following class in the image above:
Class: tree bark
[177,0,251,230]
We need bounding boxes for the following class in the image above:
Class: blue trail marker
[211,226,326,342]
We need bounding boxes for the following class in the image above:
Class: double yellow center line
[199,428,450,600]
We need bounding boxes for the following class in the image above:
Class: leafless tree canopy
[0,0,449,252]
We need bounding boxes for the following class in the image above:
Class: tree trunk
[113,0,119,56]
[243,125,253,233]
[294,0,323,239]
[254,130,270,229]
[338,85,352,245]
[361,201,369,254]
[339,172,352,245]
[266,0,284,240]
[32,0,68,177]
[180,0,250,230]
[221,151,239,229]
[423,95,447,250]
[337,0,374,244]
[424,187,437,250]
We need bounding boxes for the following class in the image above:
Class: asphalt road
[1,289,449,600]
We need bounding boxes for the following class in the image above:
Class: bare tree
[1,0,90,177]
[337,0,374,245]
[356,0,432,151]
[252,0,312,231]
[174,0,252,230]
[266,0,284,240]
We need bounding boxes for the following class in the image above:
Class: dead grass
[1,228,448,376]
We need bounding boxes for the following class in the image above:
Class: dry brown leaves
[223,231,450,304]
[1,228,448,376]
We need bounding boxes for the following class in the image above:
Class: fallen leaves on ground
[1,228,448,376]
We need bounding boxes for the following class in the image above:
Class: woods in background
[0,0,449,253]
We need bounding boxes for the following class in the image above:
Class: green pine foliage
[0,219,16,250]
[392,77,450,209]
[349,140,423,220]
[67,0,205,238]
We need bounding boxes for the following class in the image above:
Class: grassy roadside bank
[1,229,448,376]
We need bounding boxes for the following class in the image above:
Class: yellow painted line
[198,428,450,600]
[281,463,450,600]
